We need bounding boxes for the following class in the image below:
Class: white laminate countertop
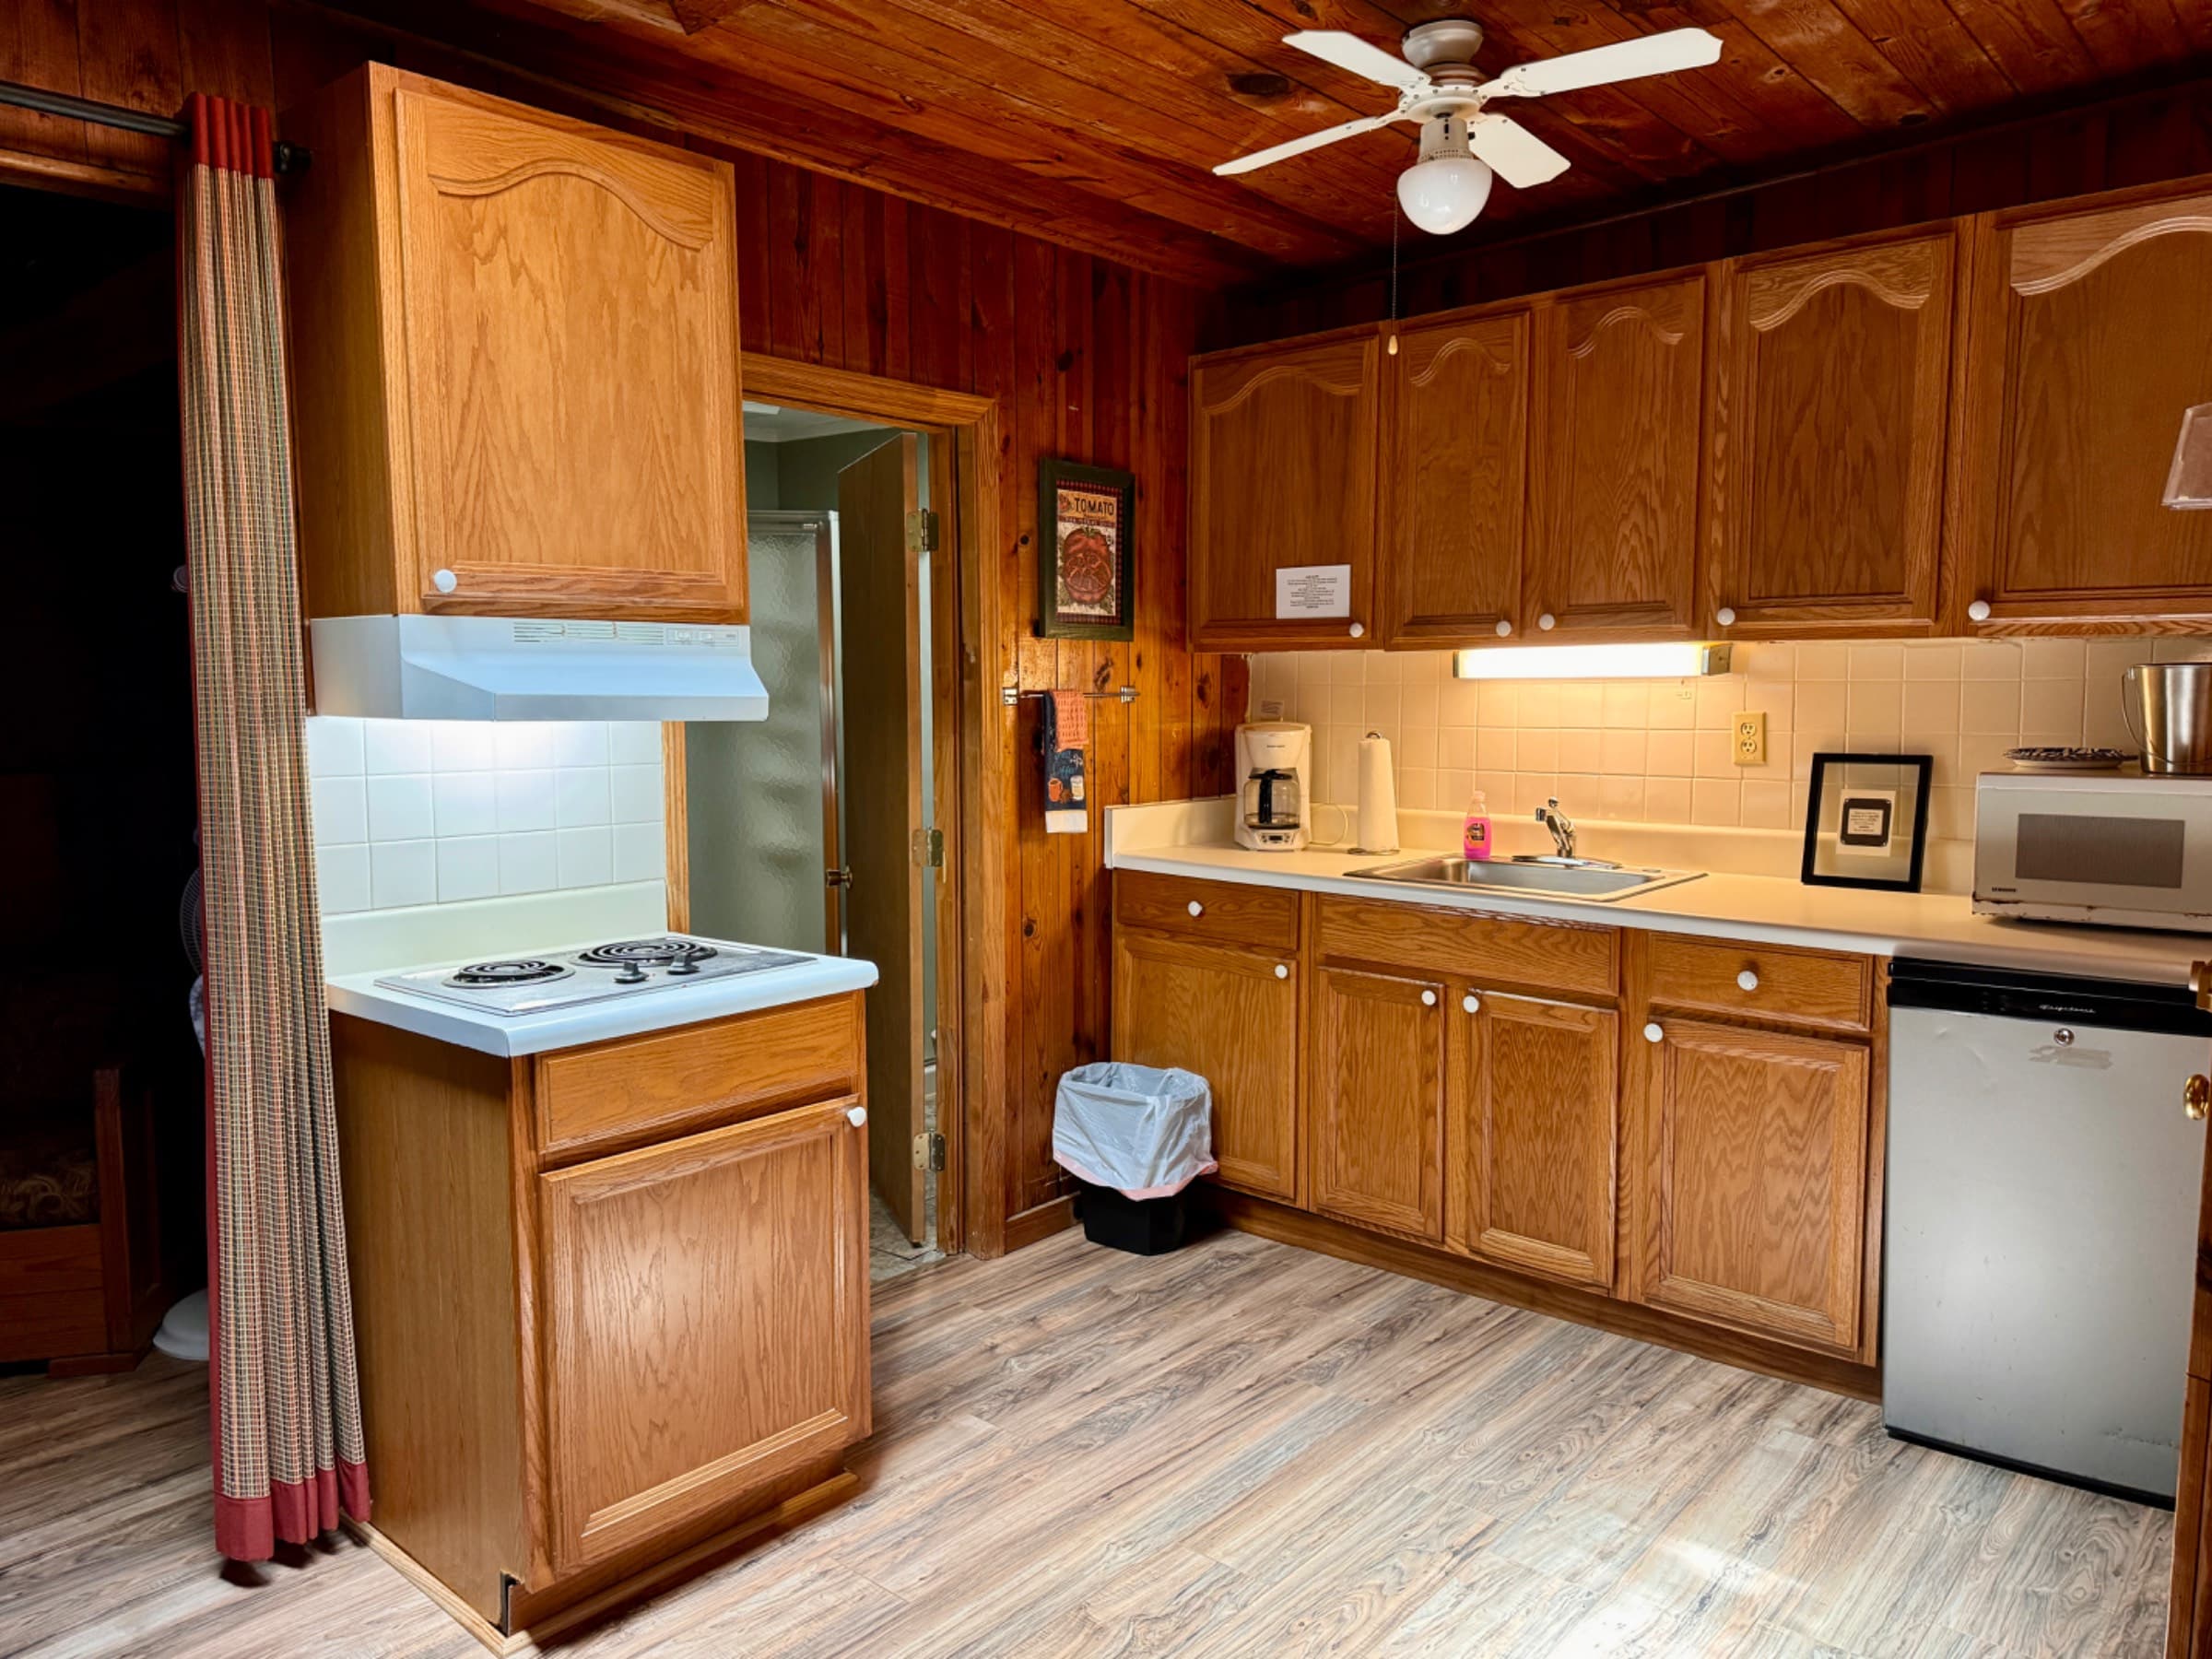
[1104,804,2209,987]
[327,951,879,1058]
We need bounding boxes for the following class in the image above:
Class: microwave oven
[1973,771,2212,932]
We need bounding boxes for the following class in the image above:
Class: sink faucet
[1535,797,1577,859]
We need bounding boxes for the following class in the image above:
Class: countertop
[327,949,879,1057]
[1106,820,2208,987]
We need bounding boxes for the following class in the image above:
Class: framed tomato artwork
[1037,459,1135,641]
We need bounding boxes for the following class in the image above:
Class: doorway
[686,403,950,1281]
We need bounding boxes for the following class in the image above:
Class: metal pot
[2124,662,2212,775]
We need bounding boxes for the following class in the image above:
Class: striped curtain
[178,93,370,1560]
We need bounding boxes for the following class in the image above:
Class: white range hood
[309,615,770,722]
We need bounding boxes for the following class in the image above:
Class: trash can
[1053,1062,1216,1255]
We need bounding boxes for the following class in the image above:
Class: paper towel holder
[1349,728,1402,857]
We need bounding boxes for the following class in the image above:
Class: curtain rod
[0,79,311,173]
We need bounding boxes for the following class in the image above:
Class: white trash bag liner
[1053,1062,1217,1199]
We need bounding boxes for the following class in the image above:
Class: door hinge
[905,508,938,554]
[825,865,853,888]
[911,828,944,868]
[912,1131,947,1172]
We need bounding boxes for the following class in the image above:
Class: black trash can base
[1075,1181,1190,1255]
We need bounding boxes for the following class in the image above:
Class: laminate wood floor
[0,1226,2175,1657]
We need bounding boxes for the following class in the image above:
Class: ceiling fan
[1217,20,1724,235]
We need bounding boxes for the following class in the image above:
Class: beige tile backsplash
[1251,637,2212,848]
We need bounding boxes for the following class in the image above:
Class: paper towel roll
[1354,731,1399,855]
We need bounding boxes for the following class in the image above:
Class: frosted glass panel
[687,522,830,953]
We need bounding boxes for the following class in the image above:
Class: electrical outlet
[1732,712,1767,766]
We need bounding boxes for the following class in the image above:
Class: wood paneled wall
[1214,76,2212,347]
[2,0,1247,1244]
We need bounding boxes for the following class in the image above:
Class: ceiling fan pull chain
[1387,212,1400,356]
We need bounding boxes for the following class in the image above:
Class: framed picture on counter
[1801,752,1934,893]
[1036,458,1135,641]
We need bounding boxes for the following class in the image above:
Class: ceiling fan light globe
[1396,154,1492,234]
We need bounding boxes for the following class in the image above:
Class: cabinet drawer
[1644,935,1870,1032]
[534,994,864,1160]
[1315,897,1617,1001]
[1116,871,1300,950]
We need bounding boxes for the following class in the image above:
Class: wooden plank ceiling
[393,0,2212,285]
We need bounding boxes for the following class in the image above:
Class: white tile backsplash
[1253,638,2205,853]
[308,720,666,915]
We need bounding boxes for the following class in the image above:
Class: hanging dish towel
[1041,689,1089,834]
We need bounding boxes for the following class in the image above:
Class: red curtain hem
[215,1461,372,1561]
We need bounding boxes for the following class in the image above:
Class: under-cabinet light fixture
[1451,642,1733,680]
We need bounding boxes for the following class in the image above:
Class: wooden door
[1954,189,2212,630]
[1190,331,1382,651]
[390,78,747,621]
[1379,310,1532,647]
[838,435,926,1241]
[535,1098,868,1574]
[1448,992,1618,1290]
[1707,234,1953,638]
[1312,966,1445,1240]
[1112,930,1300,1202]
[1527,272,1707,641]
[1628,1018,1869,1355]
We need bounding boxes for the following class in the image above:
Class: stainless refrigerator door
[1884,1005,2206,1500]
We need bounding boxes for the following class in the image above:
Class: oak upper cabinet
[1312,966,1445,1240]
[535,1098,868,1575]
[1378,310,1532,646]
[1112,929,1300,1203]
[283,64,748,624]
[1447,991,1618,1290]
[1189,330,1382,651]
[1627,1016,1870,1358]
[1525,272,1708,641]
[1706,235,1954,638]
[1951,187,2212,630]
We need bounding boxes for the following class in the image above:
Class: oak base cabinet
[1112,928,1300,1202]
[330,996,868,1640]
[1312,966,1447,1241]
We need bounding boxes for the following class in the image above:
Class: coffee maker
[1235,722,1312,852]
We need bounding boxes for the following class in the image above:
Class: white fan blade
[1485,27,1722,99]
[1214,112,1407,178]
[1467,113,1571,189]
[1284,29,1430,92]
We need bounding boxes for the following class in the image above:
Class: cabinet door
[535,1098,867,1573]
[392,81,747,621]
[1448,992,1617,1290]
[1190,333,1382,651]
[1112,929,1300,1202]
[1628,1018,1868,1355]
[1527,273,1706,641]
[1380,311,1531,646]
[1709,235,1952,638]
[1312,966,1445,1240]
[1954,190,2212,629]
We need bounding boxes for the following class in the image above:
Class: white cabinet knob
[845,1104,867,1127]
[1716,606,1736,628]
[1187,900,1204,917]
[432,569,458,594]
[1494,618,1512,637]
[1737,968,1759,992]
[1275,963,1289,980]
[1463,993,1480,1014]
[1421,989,1438,1006]
[1968,598,1992,622]
[1643,1021,1665,1044]
[1537,613,1557,631]
[1348,622,1366,639]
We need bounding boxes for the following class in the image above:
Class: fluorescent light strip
[1452,642,1732,680]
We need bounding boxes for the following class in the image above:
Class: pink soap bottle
[1463,790,1493,862]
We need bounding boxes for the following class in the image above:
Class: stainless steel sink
[1346,855,1703,902]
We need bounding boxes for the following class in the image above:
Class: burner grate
[574,938,719,969]
[446,959,571,988]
